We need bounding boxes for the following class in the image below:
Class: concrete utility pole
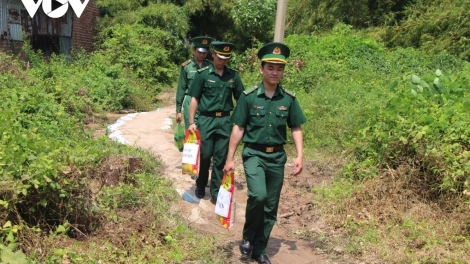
[274,0,287,42]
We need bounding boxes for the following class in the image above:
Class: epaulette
[181,59,191,67]
[205,59,213,64]
[198,66,210,72]
[282,87,296,97]
[244,86,259,95]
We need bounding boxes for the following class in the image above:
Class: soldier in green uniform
[175,36,214,129]
[187,41,245,201]
[223,42,306,264]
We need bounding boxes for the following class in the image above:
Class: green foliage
[0,49,170,260]
[286,0,413,34]
[350,67,470,197]
[382,0,470,61]
[0,81,70,202]
[99,24,177,89]
[96,1,189,64]
[1,72,96,242]
[98,181,144,210]
[232,41,264,84]
[285,0,470,62]
[230,0,276,48]
[0,12,181,258]
[22,41,158,112]
[239,31,465,156]
[184,0,269,51]
[96,0,144,17]
[0,243,28,264]
[3,0,470,261]
[183,0,233,41]
[275,33,391,150]
[139,3,189,37]
[312,179,356,203]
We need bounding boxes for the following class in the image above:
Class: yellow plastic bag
[181,129,201,176]
[215,171,236,229]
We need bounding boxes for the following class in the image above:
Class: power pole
[274,0,287,42]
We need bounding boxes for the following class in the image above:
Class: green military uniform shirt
[230,82,306,145]
[188,64,244,112]
[175,58,212,113]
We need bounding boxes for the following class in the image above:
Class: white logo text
[21,0,89,18]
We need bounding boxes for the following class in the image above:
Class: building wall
[71,0,99,52]
[0,0,99,54]
[0,0,24,52]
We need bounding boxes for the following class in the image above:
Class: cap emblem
[223,46,230,51]
[202,39,208,44]
[273,47,281,55]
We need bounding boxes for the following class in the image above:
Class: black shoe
[252,254,271,264]
[239,240,252,256]
[195,187,205,198]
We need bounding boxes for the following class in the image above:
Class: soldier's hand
[188,123,197,131]
[176,113,182,123]
[224,160,235,173]
[291,157,303,176]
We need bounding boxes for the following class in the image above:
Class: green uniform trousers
[241,147,287,256]
[195,115,232,199]
[182,95,200,130]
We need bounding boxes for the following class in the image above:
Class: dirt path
[109,104,328,264]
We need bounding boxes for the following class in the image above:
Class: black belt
[200,111,230,117]
[245,143,284,153]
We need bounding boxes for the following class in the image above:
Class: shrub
[349,67,470,199]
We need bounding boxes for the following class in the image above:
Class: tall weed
[350,67,470,197]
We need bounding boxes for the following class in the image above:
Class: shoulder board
[244,86,259,95]
[181,59,191,67]
[205,59,213,64]
[198,66,210,72]
[282,87,296,97]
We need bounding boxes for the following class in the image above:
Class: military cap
[191,36,214,53]
[211,41,236,59]
[257,42,290,64]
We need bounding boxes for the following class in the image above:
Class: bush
[286,0,414,34]
[0,51,168,259]
[99,24,177,89]
[238,31,466,156]
[96,2,189,65]
[349,67,470,199]
[0,74,102,239]
[382,0,470,61]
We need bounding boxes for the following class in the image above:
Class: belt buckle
[215,112,222,117]
[266,147,274,153]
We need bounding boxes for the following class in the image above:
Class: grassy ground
[2,85,230,264]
